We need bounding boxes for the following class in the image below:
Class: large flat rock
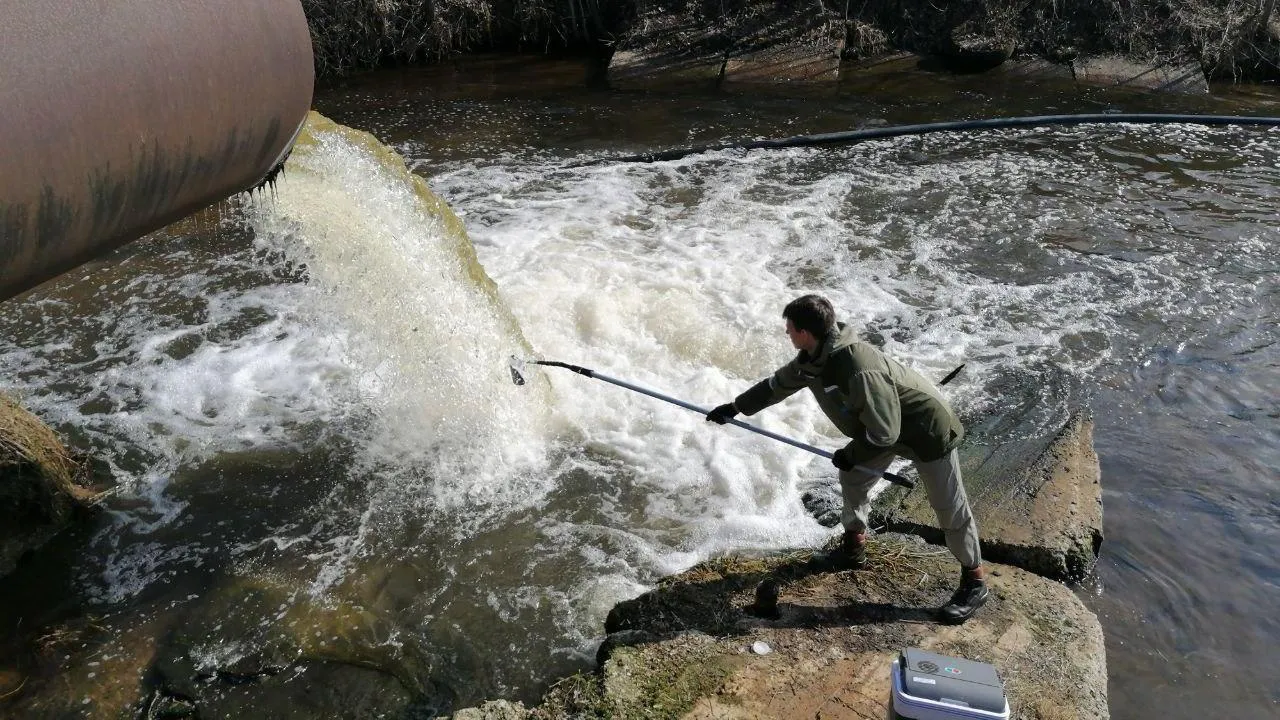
[721,6,844,83]
[608,0,845,88]
[514,540,1107,719]
[1072,54,1209,93]
[607,13,730,89]
[872,411,1104,581]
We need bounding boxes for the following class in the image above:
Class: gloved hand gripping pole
[508,356,916,490]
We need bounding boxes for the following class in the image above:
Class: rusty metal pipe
[0,0,314,302]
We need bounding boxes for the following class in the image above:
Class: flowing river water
[1,57,1278,718]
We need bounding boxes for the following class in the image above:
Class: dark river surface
[1,56,1277,718]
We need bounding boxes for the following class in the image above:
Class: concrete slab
[873,411,1104,581]
[520,544,1108,719]
[722,43,842,84]
[608,1,845,88]
[606,13,729,89]
[1073,54,1209,94]
[608,48,725,88]
[723,15,845,84]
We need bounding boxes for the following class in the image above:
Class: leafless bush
[1170,0,1279,78]
[300,0,1279,80]
[845,20,889,60]
[303,0,624,76]
[303,0,496,76]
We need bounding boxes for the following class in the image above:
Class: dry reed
[298,0,1278,81]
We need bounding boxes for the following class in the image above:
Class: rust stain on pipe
[0,0,314,302]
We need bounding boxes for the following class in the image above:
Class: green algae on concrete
[452,536,1107,718]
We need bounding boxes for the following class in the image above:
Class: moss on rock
[533,632,738,719]
[465,535,1109,719]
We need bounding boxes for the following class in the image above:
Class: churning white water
[0,117,1254,602]
[248,120,556,520]
[2,97,1277,712]
[250,119,852,583]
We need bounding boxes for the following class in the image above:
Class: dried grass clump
[1,393,98,576]
[1171,0,1279,78]
[845,20,890,60]
[0,394,84,499]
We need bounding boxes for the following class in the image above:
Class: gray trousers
[839,448,982,569]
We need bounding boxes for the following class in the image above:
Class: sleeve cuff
[734,379,774,416]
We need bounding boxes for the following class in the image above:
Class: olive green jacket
[733,323,963,463]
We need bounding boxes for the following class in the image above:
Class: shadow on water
[0,440,468,717]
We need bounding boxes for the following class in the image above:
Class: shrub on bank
[301,0,1279,82]
[301,0,628,76]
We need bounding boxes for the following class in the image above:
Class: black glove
[831,446,856,472]
[705,402,738,424]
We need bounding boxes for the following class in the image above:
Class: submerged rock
[142,575,451,717]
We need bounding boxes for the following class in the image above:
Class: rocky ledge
[872,412,1104,582]
[607,0,1231,93]
[449,409,1108,719]
[451,539,1107,719]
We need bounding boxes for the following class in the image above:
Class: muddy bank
[300,0,1280,84]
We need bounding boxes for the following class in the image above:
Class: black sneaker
[808,534,867,572]
[938,573,989,624]
[747,577,781,619]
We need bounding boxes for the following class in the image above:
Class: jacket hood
[817,321,859,356]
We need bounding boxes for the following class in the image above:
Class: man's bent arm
[734,359,810,415]
[850,370,901,449]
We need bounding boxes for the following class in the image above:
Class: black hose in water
[578,113,1280,166]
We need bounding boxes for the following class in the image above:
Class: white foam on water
[3,112,1276,692]
[432,147,1071,508]
[246,124,557,515]
[423,126,1278,654]
[0,232,370,602]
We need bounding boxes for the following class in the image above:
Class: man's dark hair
[783,294,836,339]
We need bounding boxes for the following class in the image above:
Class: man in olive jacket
[707,294,988,623]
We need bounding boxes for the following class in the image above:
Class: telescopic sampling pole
[508,356,920,490]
